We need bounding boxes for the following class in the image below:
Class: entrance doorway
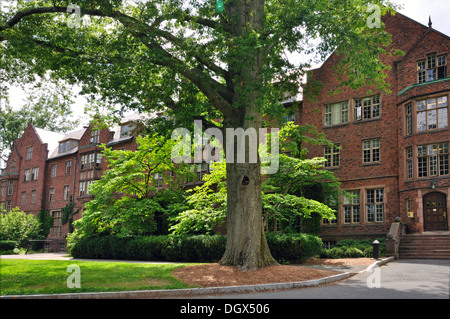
[423,192,448,231]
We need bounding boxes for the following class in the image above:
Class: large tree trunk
[219,0,277,270]
[220,158,277,270]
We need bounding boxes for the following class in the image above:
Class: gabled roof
[33,127,65,155]
[308,11,450,74]
[58,128,87,142]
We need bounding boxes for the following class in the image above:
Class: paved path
[199,259,450,299]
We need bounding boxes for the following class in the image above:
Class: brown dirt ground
[173,258,375,288]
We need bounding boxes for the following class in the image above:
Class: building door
[423,192,448,231]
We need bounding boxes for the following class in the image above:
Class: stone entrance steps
[399,233,450,260]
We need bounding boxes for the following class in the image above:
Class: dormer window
[59,141,73,153]
[418,54,447,83]
[120,123,136,137]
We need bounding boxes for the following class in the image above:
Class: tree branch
[0,6,234,116]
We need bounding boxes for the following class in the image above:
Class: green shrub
[69,233,322,263]
[321,238,386,259]
[266,233,322,263]
[0,240,18,253]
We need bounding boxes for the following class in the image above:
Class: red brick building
[0,115,139,252]
[301,12,449,245]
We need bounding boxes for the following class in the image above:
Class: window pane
[363,98,371,119]
[427,54,436,68]
[344,206,352,223]
[355,100,362,121]
[417,100,426,111]
[341,102,349,123]
[437,55,447,66]
[353,206,360,223]
[438,108,448,129]
[427,69,436,81]
[332,103,341,125]
[376,204,384,222]
[372,148,380,162]
[429,155,438,176]
[366,189,374,203]
[375,189,383,203]
[417,60,426,70]
[440,154,449,175]
[418,145,427,156]
[417,111,426,132]
[418,157,427,177]
[427,110,437,129]
[367,205,375,222]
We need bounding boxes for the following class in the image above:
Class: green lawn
[0,259,198,296]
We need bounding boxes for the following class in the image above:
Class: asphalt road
[200,259,450,299]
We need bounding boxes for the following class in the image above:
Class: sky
[5,0,450,124]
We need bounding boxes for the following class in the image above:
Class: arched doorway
[423,192,448,231]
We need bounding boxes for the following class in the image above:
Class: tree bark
[219,0,277,270]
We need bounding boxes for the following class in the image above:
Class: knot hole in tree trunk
[241,176,250,186]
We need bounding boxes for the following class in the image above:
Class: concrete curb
[1,257,394,299]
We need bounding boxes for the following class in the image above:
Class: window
[405,198,411,215]
[366,189,384,222]
[90,130,100,144]
[406,147,413,180]
[88,153,95,168]
[51,164,57,177]
[344,191,361,224]
[59,141,73,153]
[120,124,136,137]
[50,211,62,238]
[31,190,36,204]
[196,163,208,182]
[1,182,6,197]
[81,155,87,170]
[417,96,448,132]
[49,188,55,202]
[405,103,412,135]
[86,181,94,195]
[24,169,31,182]
[79,181,86,196]
[5,200,11,212]
[418,54,447,83]
[154,173,164,188]
[7,181,14,195]
[355,95,380,121]
[418,143,449,177]
[31,167,39,181]
[65,161,72,176]
[96,153,102,168]
[26,146,33,160]
[322,217,337,225]
[363,139,380,163]
[325,101,349,126]
[21,191,26,205]
[324,144,340,168]
[64,185,70,201]
[283,114,296,123]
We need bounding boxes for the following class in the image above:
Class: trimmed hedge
[320,238,386,259]
[0,240,17,251]
[69,233,322,263]
[0,240,18,255]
